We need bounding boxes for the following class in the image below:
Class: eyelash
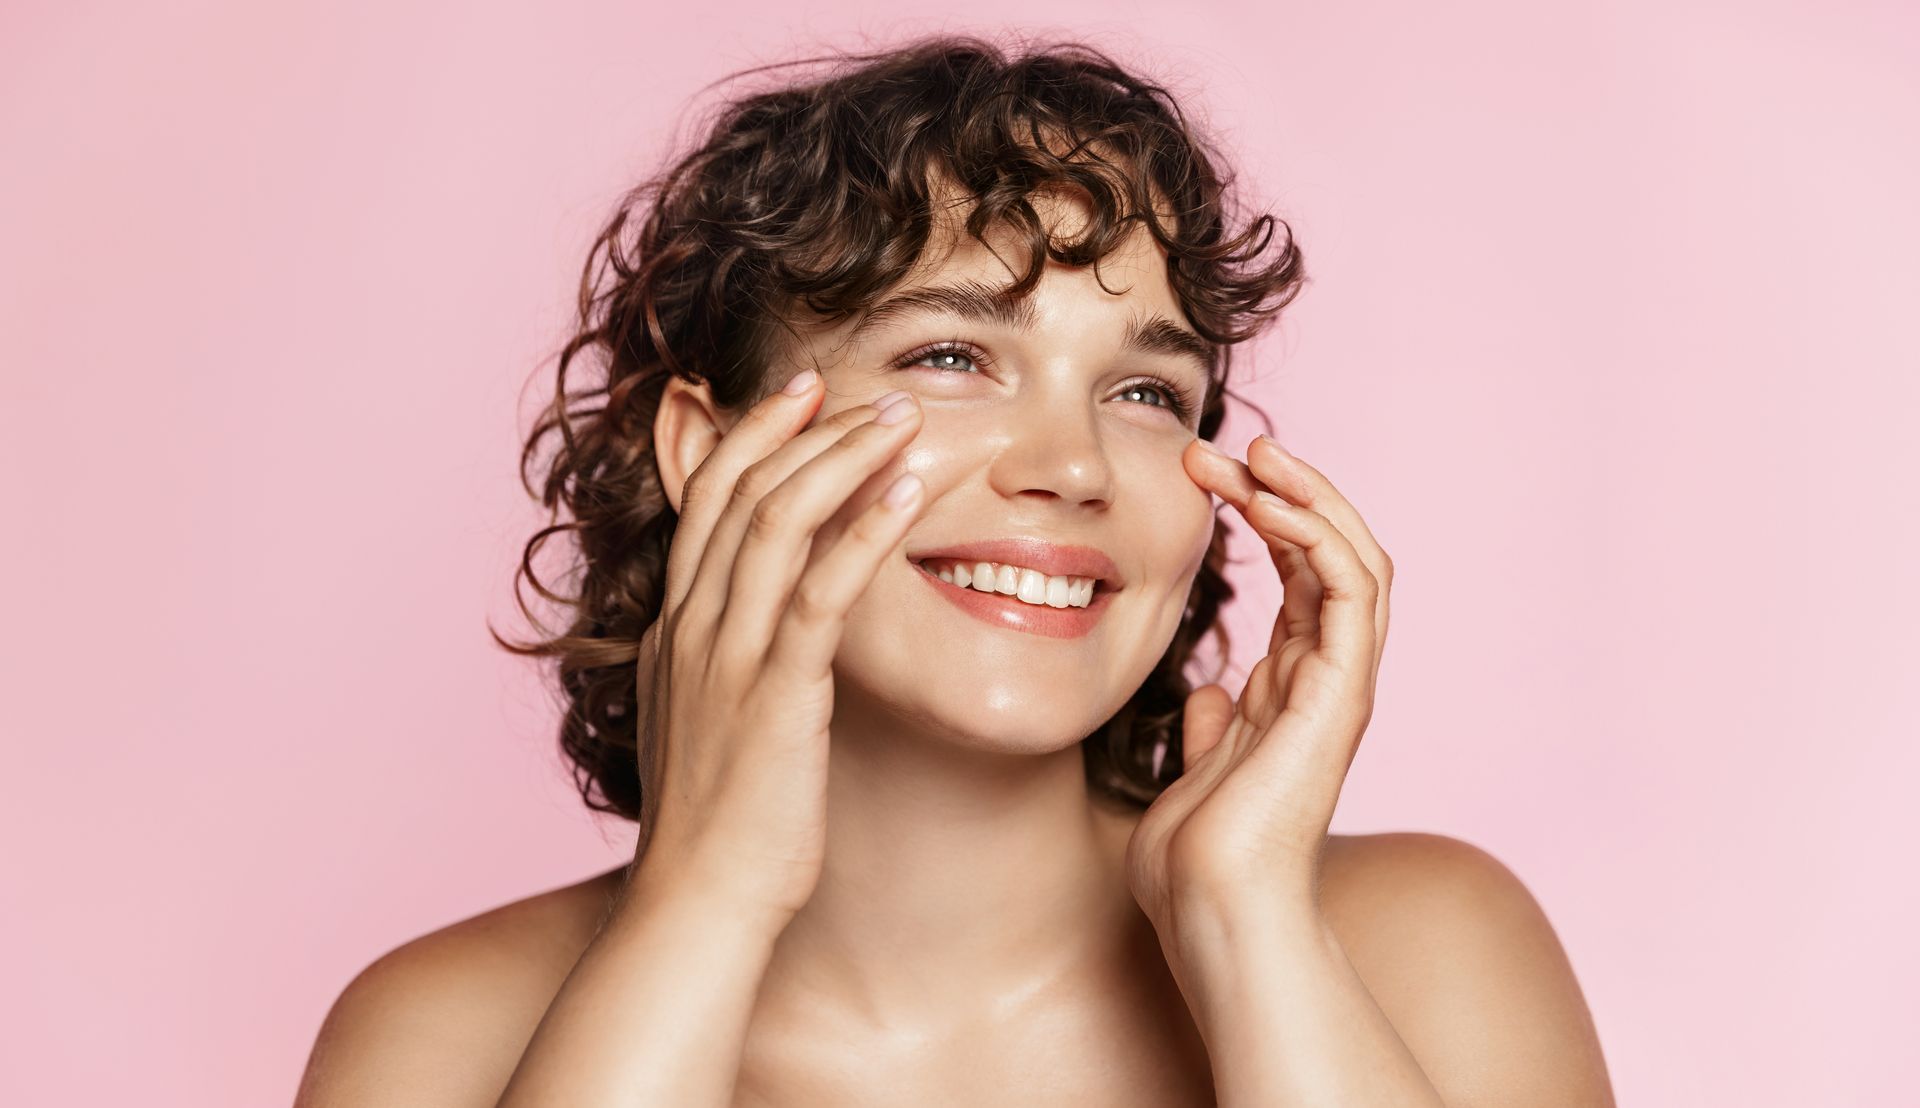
[889,340,1200,423]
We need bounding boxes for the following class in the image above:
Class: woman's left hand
[1126,433,1395,930]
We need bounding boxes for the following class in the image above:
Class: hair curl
[493,32,1306,823]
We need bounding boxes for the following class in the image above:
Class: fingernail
[875,393,917,424]
[1255,433,1291,457]
[782,369,819,396]
[1193,437,1225,456]
[882,472,922,509]
[871,389,910,410]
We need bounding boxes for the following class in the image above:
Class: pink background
[4,1,1915,1104]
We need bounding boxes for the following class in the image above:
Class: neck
[758,694,1146,1028]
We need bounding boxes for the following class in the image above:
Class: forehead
[911,178,1182,308]
[785,178,1191,363]
[757,163,1227,402]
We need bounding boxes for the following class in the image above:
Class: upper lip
[908,537,1125,588]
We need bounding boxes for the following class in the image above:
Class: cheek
[804,411,1015,555]
[1127,459,1217,655]
[1129,447,1217,579]
[1175,485,1217,578]
[810,411,954,531]
[887,413,972,495]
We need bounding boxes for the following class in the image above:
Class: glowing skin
[712,184,1223,1078]
[301,182,1614,1108]
[786,189,1216,760]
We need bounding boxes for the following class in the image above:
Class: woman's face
[782,191,1218,753]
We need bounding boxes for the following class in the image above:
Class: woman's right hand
[623,369,925,931]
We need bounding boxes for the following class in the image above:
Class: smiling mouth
[908,557,1110,610]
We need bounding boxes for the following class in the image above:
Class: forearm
[1171,897,1446,1108]
[495,870,783,1107]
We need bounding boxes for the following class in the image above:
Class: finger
[1264,535,1326,656]
[1246,435,1390,586]
[763,462,927,683]
[664,368,825,614]
[1243,436,1393,671]
[1245,491,1379,695]
[714,395,924,661]
[1180,683,1236,774]
[678,397,891,636]
[1184,438,1324,650]
[1244,435,1397,679]
[1251,445,1390,679]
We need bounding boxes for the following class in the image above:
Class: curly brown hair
[492,32,1306,823]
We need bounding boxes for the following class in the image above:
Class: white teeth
[917,558,1100,609]
[1017,568,1047,604]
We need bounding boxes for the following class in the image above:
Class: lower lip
[910,561,1116,639]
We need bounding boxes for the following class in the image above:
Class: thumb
[1181,684,1236,773]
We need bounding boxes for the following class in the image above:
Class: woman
[297,35,1614,1106]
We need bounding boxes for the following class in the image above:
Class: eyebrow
[843,278,1215,381]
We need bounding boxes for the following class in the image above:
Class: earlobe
[653,374,726,514]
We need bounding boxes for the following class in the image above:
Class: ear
[653,374,729,514]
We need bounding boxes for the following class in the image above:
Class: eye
[889,340,1200,424]
[893,342,986,374]
[1119,380,1191,419]
[1116,375,1201,424]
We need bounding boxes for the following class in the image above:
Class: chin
[823,554,1185,754]
[829,632,1146,757]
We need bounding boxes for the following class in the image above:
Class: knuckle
[746,492,792,540]
[804,406,872,443]
[831,404,879,428]
[679,469,716,513]
[733,460,779,505]
[846,505,893,545]
[786,580,837,627]
[820,425,876,462]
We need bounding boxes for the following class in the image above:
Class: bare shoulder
[294,864,629,1108]
[1317,832,1616,1107]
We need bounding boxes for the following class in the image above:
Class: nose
[983,382,1115,508]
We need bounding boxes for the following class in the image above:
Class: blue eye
[1122,382,1177,412]
[890,341,1199,424]
[910,346,979,372]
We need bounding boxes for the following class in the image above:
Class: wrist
[1163,888,1331,1004]
[1168,875,1323,941]
[615,856,796,945]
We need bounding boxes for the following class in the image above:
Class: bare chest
[733,1034,1214,1106]
[731,966,1216,1107]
